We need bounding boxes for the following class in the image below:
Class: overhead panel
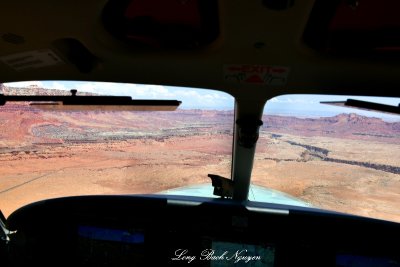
[304,0,400,58]
[102,0,219,49]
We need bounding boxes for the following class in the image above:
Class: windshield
[252,94,400,223]
[0,81,234,217]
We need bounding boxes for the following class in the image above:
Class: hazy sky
[4,80,400,121]
[266,94,400,121]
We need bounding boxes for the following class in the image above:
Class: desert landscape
[0,86,399,224]
[253,114,400,222]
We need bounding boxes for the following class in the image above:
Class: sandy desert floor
[0,135,232,217]
[253,133,400,222]
[1,133,400,224]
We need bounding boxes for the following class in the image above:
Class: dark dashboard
[3,195,400,267]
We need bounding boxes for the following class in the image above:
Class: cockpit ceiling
[0,0,399,98]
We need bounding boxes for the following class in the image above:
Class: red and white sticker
[0,49,64,71]
[224,64,290,86]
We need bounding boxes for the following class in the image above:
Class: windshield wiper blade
[321,99,400,115]
[0,90,181,111]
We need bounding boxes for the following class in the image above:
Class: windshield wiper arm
[0,90,181,111]
[321,99,400,115]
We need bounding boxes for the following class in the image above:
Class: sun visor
[304,0,400,57]
[102,0,219,49]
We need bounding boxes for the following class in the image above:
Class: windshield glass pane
[0,81,234,217]
[252,94,400,223]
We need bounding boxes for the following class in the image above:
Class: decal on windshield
[223,64,290,86]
